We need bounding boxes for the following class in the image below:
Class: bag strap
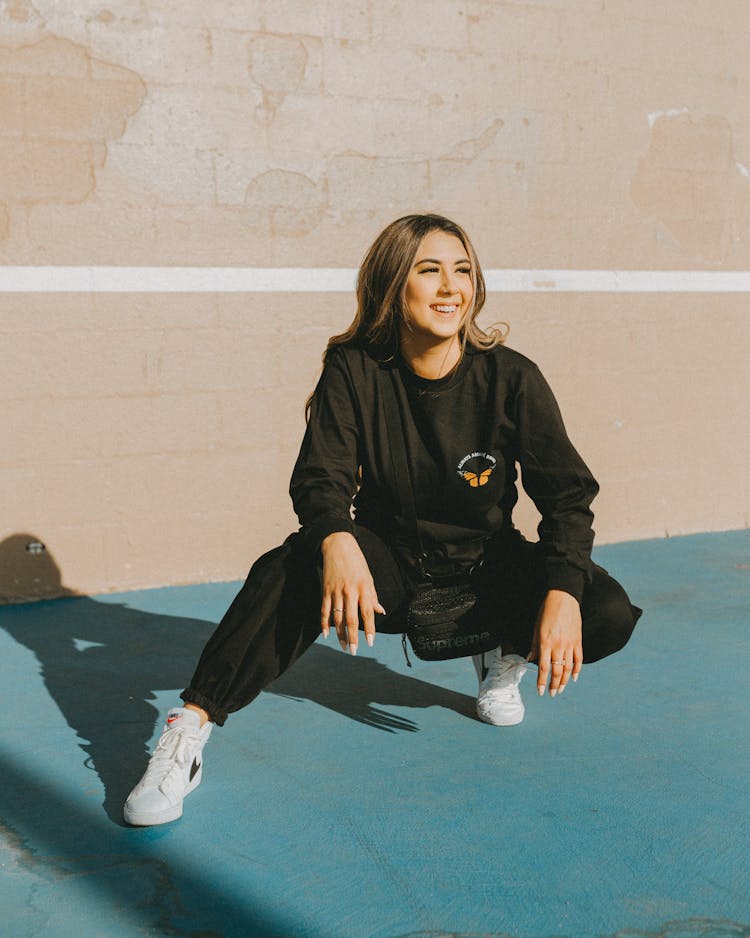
[377,364,427,575]
[378,363,423,667]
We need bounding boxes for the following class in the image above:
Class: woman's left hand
[527,589,583,697]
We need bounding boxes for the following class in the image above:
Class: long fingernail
[558,685,565,695]
[573,674,579,682]
[538,686,544,697]
[550,688,557,698]
[366,634,374,647]
[322,628,329,639]
[349,643,358,656]
[339,640,347,651]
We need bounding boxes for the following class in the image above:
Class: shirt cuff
[302,516,357,557]
[544,559,586,604]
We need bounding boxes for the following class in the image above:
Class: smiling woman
[301,214,503,420]
[123,213,642,828]
[401,229,476,378]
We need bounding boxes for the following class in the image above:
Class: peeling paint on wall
[631,110,750,261]
[248,33,309,115]
[444,117,506,161]
[0,36,145,222]
[243,168,328,237]
[3,0,37,23]
[647,106,690,129]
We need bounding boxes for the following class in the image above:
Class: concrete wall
[2,1,749,600]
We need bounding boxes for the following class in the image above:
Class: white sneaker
[472,647,527,726]
[124,707,212,826]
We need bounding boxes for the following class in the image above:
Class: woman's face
[402,229,474,349]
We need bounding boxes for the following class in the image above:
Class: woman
[124,214,642,827]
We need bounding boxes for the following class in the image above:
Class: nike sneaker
[124,707,212,826]
[472,647,527,726]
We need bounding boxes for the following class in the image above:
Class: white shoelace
[482,655,527,697]
[141,725,200,791]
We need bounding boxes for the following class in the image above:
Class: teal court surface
[1,529,749,938]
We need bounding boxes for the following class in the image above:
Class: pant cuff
[180,688,228,727]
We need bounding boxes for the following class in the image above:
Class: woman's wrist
[321,530,356,552]
[545,588,580,605]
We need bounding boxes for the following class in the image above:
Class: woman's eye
[416,266,471,275]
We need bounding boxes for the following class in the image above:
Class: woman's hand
[320,532,385,655]
[527,589,583,697]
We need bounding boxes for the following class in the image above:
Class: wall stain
[242,168,328,237]
[0,35,146,221]
[91,9,116,25]
[247,33,309,117]
[4,0,36,22]
[444,117,506,161]
[631,110,750,262]
[324,150,431,223]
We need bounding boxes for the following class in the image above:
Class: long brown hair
[306,213,507,417]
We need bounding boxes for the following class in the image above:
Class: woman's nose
[439,273,458,295]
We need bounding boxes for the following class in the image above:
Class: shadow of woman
[0,534,218,822]
[0,534,475,825]
[269,644,476,731]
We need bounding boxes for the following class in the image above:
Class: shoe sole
[123,765,202,827]
[476,705,525,726]
[123,801,184,826]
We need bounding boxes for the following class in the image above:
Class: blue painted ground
[1,530,749,938]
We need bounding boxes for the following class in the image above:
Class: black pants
[181,527,642,726]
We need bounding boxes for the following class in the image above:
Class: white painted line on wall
[0,267,358,293]
[1,267,750,293]
[485,269,750,292]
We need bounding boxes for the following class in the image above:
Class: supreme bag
[402,574,497,665]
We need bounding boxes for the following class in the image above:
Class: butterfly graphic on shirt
[462,467,494,487]
[456,451,498,489]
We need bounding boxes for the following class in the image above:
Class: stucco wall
[2,1,749,600]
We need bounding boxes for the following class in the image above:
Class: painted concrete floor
[1,529,749,938]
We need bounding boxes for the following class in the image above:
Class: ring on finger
[552,659,566,665]
[333,607,344,613]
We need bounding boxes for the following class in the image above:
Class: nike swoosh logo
[189,757,200,782]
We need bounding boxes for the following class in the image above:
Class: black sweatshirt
[289,343,599,603]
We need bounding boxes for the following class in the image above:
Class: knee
[582,569,642,663]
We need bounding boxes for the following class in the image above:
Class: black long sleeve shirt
[289,343,599,603]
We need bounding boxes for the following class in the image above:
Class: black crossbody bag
[378,366,498,667]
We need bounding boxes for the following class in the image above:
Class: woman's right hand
[320,531,385,655]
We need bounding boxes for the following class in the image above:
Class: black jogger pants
[181,526,642,726]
